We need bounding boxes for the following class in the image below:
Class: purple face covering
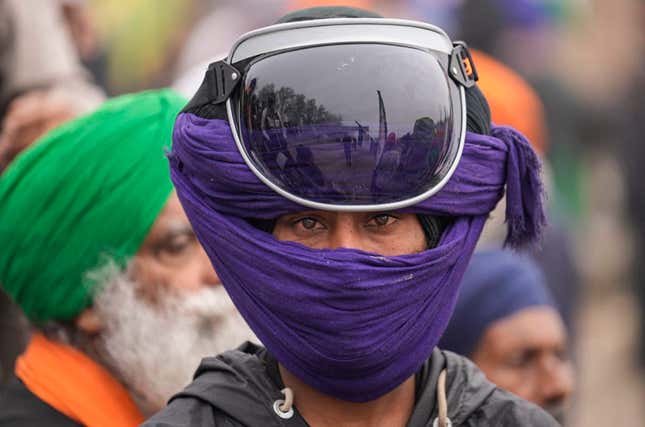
[169,113,545,402]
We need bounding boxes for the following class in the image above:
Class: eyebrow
[163,222,193,235]
[152,223,195,247]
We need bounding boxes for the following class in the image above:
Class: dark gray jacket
[0,376,81,427]
[142,343,558,427]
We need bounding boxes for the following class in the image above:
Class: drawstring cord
[280,388,294,412]
[434,369,452,427]
[273,387,295,419]
[274,373,450,425]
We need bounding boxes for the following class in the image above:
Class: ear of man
[75,308,103,335]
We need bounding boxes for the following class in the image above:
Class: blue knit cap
[439,250,555,356]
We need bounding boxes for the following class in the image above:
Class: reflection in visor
[237,44,462,206]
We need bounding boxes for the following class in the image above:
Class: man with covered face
[144,7,558,427]
[0,90,255,427]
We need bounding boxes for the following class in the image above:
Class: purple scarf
[170,113,545,402]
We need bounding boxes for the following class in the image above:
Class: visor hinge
[206,61,241,104]
[449,42,478,88]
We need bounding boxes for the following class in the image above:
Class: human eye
[505,349,536,369]
[273,212,330,242]
[366,213,399,228]
[293,216,325,232]
[154,229,197,260]
[554,346,570,362]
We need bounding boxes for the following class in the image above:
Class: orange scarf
[15,333,144,427]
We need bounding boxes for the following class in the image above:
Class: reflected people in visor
[236,44,459,206]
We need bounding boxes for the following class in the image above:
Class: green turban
[0,89,186,324]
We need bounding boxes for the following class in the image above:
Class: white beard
[90,268,257,415]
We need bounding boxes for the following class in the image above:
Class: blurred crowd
[0,0,643,426]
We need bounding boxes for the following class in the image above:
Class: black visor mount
[449,41,478,88]
[205,61,242,105]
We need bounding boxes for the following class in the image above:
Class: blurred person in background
[470,49,546,155]
[0,90,255,426]
[620,62,645,368]
[58,0,109,90]
[457,0,588,221]
[0,90,88,173]
[468,48,580,337]
[0,0,105,384]
[0,0,104,117]
[440,250,574,424]
[0,0,106,173]
[453,1,645,424]
[409,0,584,339]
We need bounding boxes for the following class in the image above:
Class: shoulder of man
[461,388,560,427]
[0,376,82,427]
[142,342,291,427]
[141,395,243,427]
[442,350,559,426]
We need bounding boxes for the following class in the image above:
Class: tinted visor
[233,43,464,209]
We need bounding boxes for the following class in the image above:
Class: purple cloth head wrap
[169,112,545,402]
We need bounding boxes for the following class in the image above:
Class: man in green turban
[0,89,255,427]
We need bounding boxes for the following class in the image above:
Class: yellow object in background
[89,0,197,93]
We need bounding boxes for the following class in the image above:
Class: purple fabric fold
[491,126,546,247]
[169,113,545,402]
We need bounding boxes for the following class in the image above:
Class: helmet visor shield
[233,43,464,209]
